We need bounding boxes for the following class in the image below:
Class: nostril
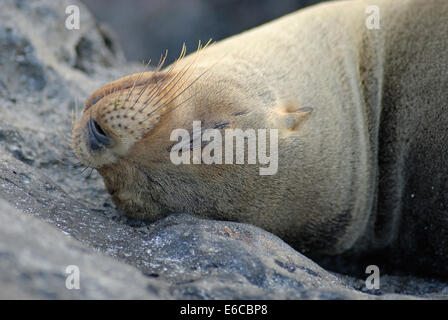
[87,118,111,151]
[93,119,106,136]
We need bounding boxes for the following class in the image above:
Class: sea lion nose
[87,118,111,151]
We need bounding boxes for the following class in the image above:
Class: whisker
[139,52,194,114]
[155,50,169,72]
[86,167,95,179]
[161,87,203,117]
[143,62,197,116]
[125,52,170,115]
[71,161,84,169]
[141,41,211,117]
[146,58,216,119]
[134,58,180,113]
[128,45,186,119]
[119,57,153,112]
[79,166,90,174]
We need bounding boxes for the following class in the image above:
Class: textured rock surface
[0,195,368,299]
[0,0,447,299]
[0,198,170,299]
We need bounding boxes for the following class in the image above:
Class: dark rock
[0,27,46,93]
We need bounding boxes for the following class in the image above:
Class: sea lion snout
[71,70,182,169]
[71,113,119,169]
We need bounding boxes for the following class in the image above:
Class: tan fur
[72,0,448,271]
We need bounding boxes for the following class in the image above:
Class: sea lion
[71,0,448,277]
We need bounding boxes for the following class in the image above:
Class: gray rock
[0,150,369,299]
[0,198,170,299]
[0,0,446,300]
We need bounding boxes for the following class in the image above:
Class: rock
[0,196,361,300]
[0,0,446,300]
[0,198,170,299]
[0,150,369,299]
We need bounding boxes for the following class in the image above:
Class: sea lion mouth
[87,117,111,152]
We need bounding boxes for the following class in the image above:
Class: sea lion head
[70,52,257,222]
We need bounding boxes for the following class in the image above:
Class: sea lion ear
[273,100,313,133]
[283,106,313,131]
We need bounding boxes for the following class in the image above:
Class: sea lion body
[72,0,448,276]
